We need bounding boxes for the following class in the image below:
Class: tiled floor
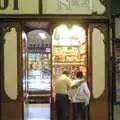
[24,103,120,120]
[24,103,50,120]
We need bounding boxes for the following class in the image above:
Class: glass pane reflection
[27,53,51,91]
[25,30,51,91]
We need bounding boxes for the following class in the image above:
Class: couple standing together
[54,70,90,120]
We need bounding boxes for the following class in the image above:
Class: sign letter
[0,0,8,9]
[13,0,19,10]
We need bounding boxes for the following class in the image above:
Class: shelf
[52,53,86,56]
[53,45,81,47]
[52,63,86,65]
[53,43,86,47]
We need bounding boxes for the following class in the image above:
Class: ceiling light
[39,32,47,40]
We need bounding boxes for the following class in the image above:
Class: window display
[26,30,51,91]
[27,53,51,91]
[52,24,87,92]
[23,25,87,94]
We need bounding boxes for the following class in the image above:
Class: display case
[27,52,51,91]
[23,29,52,103]
[52,45,87,76]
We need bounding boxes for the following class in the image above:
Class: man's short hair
[63,70,69,75]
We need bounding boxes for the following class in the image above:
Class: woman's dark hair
[76,71,83,78]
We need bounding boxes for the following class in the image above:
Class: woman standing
[55,70,82,120]
[68,71,90,120]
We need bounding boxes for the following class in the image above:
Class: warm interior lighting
[39,32,47,40]
[53,24,85,45]
[57,24,68,34]
[71,25,85,43]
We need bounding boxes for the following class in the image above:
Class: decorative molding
[91,24,108,44]
[0,23,18,101]
[92,27,105,99]
[0,25,12,44]
[99,0,109,15]
[42,0,109,16]
[4,27,18,100]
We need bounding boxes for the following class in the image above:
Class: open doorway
[22,21,52,120]
[0,20,110,120]
[22,21,88,120]
[52,23,87,96]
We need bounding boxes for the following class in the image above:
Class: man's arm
[67,78,83,88]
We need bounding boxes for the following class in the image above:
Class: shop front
[0,0,111,120]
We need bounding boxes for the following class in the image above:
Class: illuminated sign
[43,0,108,15]
[0,0,18,10]
[0,0,40,14]
[0,0,109,16]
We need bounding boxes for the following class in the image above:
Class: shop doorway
[22,21,88,120]
[0,19,110,120]
[22,22,52,120]
[21,21,110,120]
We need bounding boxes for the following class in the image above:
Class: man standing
[54,70,81,120]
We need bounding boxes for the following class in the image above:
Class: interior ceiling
[23,22,51,46]
[27,30,51,45]
[24,21,50,29]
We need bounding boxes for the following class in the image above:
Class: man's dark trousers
[56,94,69,120]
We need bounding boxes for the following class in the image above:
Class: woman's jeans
[72,102,86,120]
